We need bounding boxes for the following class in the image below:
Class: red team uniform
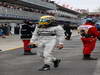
[78,18,100,60]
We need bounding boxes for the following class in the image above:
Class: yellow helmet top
[39,15,55,25]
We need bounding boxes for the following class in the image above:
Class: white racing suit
[30,25,64,64]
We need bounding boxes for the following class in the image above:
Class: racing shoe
[53,59,61,68]
[83,57,98,60]
[38,64,50,71]
[83,54,98,60]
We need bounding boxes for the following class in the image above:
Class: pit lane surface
[0,36,100,75]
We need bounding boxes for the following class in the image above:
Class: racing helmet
[85,18,96,24]
[38,15,56,28]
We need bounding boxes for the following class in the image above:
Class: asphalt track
[0,36,100,75]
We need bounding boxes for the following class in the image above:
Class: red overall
[80,23,100,55]
[23,40,31,51]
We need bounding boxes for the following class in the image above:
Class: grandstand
[0,0,81,27]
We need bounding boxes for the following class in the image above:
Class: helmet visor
[39,19,50,25]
